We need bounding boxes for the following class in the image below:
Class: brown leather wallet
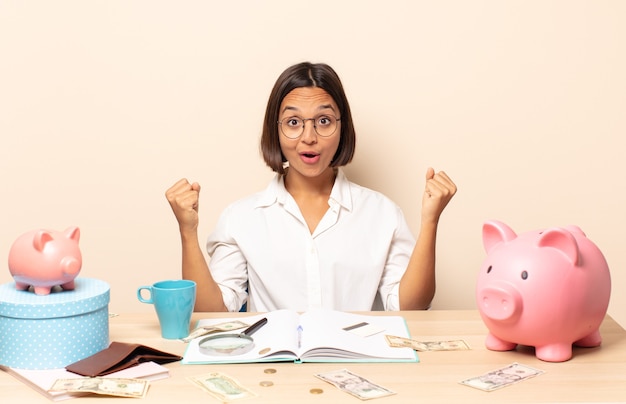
[65,341,182,377]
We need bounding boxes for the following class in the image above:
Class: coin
[260,381,274,387]
[258,347,271,355]
[264,368,277,374]
[309,388,324,394]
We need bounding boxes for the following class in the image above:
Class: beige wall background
[1,1,625,327]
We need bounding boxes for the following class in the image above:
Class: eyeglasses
[278,115,341,139]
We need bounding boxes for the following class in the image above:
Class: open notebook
[182,309,418,364]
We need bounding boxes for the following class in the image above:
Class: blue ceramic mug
[137,280,196,339]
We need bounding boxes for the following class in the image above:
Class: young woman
[166,62,456,312]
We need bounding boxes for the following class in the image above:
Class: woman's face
[278,87,341,179]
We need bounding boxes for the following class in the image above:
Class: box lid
[0,277,109,319]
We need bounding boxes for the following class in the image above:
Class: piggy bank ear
[33,230,54,252]
[563,225,586,238]
[63,227,81,242]
[483,220,517,253]
[537,227,580,266]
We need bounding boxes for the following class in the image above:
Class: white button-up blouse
[206,169,416,312]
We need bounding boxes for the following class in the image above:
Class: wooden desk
[1,310,625,403]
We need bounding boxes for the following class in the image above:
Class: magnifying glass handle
[243,317,268,336]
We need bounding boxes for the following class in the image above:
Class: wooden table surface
[1,310,625,403]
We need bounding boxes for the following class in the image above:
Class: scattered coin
[264,368,277,374]
[259,381,274,387]
[309,388,324,394]
[258,347,271,355]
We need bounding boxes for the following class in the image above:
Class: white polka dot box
[0,277,110,369]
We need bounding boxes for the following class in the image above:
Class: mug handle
[137,286,154,304]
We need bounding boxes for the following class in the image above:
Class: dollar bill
[189,372,257,401]
[385,334,470,351]
[182,320,249,342]
[460,362,544,392]
[315,369,395,400]
[49,377,149,398]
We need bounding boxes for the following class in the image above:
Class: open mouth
[299,152,320,164]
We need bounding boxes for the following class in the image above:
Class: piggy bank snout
[60,256,81,275]
[478,283,523,322]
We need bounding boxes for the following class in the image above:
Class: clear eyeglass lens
[280,116,338,138]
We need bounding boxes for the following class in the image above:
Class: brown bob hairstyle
[260,62,356,175]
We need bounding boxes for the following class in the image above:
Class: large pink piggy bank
[8,227,82,295]
[477,220,611,362]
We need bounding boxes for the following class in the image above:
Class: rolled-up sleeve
[207,206,249,312]
[378,208,415,311]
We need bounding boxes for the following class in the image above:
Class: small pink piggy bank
[477,220,611,362]
[8,227,82,295]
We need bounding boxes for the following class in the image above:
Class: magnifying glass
[198,317,268,356]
